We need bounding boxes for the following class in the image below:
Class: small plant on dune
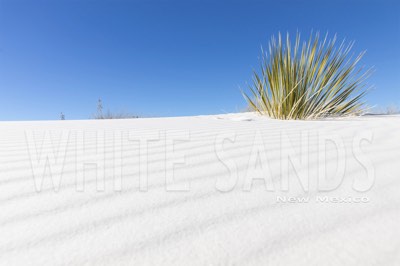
[243,32,372,120]
[96,110,139,119]
[92,98,138,119]
[385,104,400,115]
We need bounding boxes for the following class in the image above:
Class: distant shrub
[243,32,371,120]
[368,104,400,115]
[92,98,138,119]
[93,110,139,119]
[386,105,400,115]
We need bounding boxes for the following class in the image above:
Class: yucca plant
[243,32,371,120]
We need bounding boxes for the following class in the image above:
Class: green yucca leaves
[243,32,371,120]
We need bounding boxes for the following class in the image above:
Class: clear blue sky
[0,0,399,120]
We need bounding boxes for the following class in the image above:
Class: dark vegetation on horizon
[92,98,139,119]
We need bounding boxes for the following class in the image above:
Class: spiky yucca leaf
[243,32,371,120]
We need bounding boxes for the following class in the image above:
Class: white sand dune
[0,113,399,265]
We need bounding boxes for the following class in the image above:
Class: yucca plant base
[244,33,370,120]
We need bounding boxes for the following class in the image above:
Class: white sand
[0,113,399,265]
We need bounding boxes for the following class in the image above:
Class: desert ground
[0,113,399,265]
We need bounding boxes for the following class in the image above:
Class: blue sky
[0,0,399,120]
